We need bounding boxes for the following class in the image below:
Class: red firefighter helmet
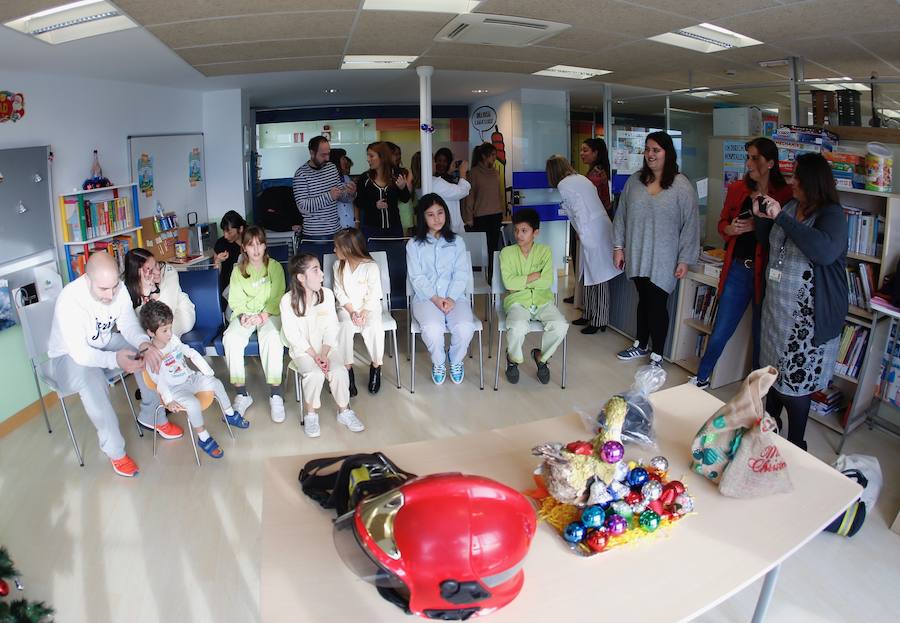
[333,473,537,620]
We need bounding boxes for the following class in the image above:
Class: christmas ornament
[420,124,435,133]
[566,440,594,455]
[608,480,630,500]
[674,493,695,515]
[0,578,8,597]
[600,440,624,463]
[563,521,586,543]
[581,505,606,528]
[641,480,663,501]
[639,510,661,532]
[624,491,643,506]
[626,467,649,487]
[605,514,628,536]
[647,499,665,515]
[610,500,633,519]
[585,529,609,552]
[649,456,669,473]
[665,480,686,496]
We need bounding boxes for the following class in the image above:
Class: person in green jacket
[223,226,287,423]
[499,208,569,385]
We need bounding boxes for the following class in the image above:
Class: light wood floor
[1,297,899,623]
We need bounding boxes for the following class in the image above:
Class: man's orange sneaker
[111,455,139,477]
[139,420,184,439]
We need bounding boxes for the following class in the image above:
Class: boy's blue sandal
[197,436,224,459]
[223,412,250,429]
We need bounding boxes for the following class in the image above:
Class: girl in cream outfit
[281,253,365,438]
[123,248,196,337]
[333,229,385,395]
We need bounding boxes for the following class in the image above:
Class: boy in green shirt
[499,208,569,384]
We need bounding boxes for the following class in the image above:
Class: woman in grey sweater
[612,131,700,365]
[754,152,848,450]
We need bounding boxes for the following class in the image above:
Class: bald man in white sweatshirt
[46,253,183,477]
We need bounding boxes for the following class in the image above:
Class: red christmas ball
[648,499,665,515]
[665,480,686,496]
[624,491,643,506]
[0,578,9,597]
[659,488,677,506]
[585,529,609,552]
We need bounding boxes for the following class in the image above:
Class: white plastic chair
[491,251,568,390]
[16,299,143,467]
[460,231,493,355]
[406,251,484,393]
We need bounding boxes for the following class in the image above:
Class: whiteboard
[128,134,208,226]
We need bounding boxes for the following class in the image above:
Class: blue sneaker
[432,363,446,385]
[223,411,250,429]
[450,361,464,385]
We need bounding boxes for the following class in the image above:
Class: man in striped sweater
[292,136,356,240]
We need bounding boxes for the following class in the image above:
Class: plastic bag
[595,365,667,449]
[833,454,883,509]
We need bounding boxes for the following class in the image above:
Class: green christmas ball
[639,509,661,532]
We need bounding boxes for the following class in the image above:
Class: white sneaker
[304,412,320,438]
[233,393,253,416]
[337,408,365,433]
[269,395,286,423]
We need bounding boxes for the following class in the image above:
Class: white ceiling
[2,0,898,112]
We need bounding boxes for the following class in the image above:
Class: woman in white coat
[432,148,471,235]
[123,248,196,336]
[546,155,622,333]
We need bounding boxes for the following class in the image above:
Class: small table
[168,251,213,271]
[261,385,861,622]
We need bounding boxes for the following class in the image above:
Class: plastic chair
[491,251,567,390]
[298,239,335,267]
[406,251,484,393]
[366,237,410,313]
[177,268,224,353]
[322,252,402,389]
[460,231,493,356]
[142,371,234,466]
[267,242,291,264]
[17,299,142,467]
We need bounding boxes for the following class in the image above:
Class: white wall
[202,89,247,224]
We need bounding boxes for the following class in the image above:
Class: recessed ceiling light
[471,89,489,94]
[363,0,482,13]
[532,65,611,80]
[882,109,900,119]
[324,88,339,94]
[805,79,871,92]
[341,55,417,70]
[649,23,762,53]
[4,0,137,44]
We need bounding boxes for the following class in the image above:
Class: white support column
[418,65,434,194]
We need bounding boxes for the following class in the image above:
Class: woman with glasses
[123,248,196,337]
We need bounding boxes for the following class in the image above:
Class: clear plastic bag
[594,365,667,449]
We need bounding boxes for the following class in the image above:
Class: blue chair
[268,242,291,264]
[297,239,334,266]
[178,268,225,353]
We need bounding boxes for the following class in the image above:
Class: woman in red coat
[691,137,794,388]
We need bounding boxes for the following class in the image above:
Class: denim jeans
[696,261,760,382]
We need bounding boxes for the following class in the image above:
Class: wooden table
[261,384,862,622]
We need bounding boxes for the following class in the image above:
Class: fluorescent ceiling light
[674,87,735,98]
[533,65,611,80]
[4,0,136,44]
[882,109,900,119]
[649,22,762,53]
[363,0,482,12]
[341,55,417,70]
[471,89,489,94]
[805,79,871,92]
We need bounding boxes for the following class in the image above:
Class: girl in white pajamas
[406,193,476,386]
[333,228,385,396]
[281,253,365,439]
[223,226,286,423]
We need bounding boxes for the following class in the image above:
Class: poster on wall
[0,91,25,123]
[0,279,14,331]
[612,130,649,174]
[137,153,154,197]
[471,105,498,141]
[188,148,202,186]
[723,140,747,190]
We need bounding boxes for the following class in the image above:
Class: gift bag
[691,367,791,497]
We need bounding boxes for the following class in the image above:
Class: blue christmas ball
[581,505,606,528]
[627,467,650,487]
[563,521,587,543]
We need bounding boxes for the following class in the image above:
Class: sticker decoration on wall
[0,279,14,332]
[0,92,25,123]
[471,105,498,141]
[188,148,202,186]
[137,152,154,197]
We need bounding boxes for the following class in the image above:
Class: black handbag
[298,452,416,516]
[824,469,868,537]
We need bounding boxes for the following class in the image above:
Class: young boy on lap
[499,208,570,384]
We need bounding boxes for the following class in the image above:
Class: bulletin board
[128,133,208,227]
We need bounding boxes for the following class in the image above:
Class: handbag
[824,469,868,536]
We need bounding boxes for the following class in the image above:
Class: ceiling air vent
[435,13,570,47]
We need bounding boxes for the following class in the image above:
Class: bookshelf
[809,185,900,437]
[670,268,753,389]
[58,183,142,281]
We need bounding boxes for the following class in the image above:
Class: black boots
[348,367,358,397]
[368,365,381,395]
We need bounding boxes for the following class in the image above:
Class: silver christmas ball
[649,456,669,473]
[641,479,664,501]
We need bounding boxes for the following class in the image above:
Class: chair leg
[411,333,417,393]
[478,330,484,390]
[59,398,84,467]
[152,405,165,458]
[217,399,235,441]
[298,371,305,426]
[185,417,201,467]
[119,374,143,438]
[294,369,301,403]
[407,314,412,361]
[30,364,52,433]
[392,330,401,389]
[561,335,568,389]
[494,331,503,391]
[486,296,493,359]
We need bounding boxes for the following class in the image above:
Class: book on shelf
[691,285,718,325]
[844,206,884,257]
[846,264,875,311]
[811,384,844,415]
[834,324,870,378]
[876,319,900,408]
[64,194,133,241]
[67,236,134,278]
[694,333,708,357]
